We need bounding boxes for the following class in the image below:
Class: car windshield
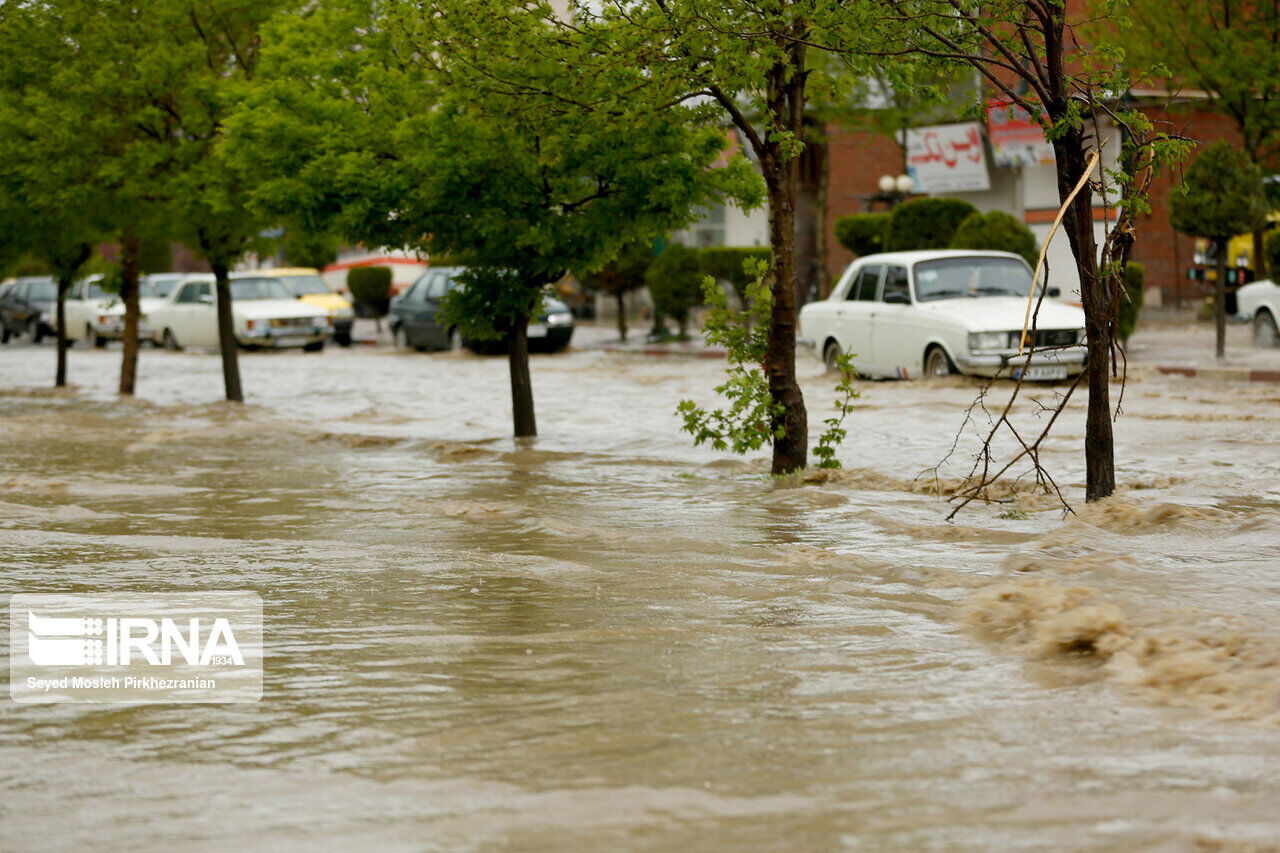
[231,279,294,300]
[275,275,331,296]
[913,257,1035,302]
[148,278,181,297]
[27,280,57,300]
[83,281,107,299]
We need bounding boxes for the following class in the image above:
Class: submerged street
[2,330,1279,850]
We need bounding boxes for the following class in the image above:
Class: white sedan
[149,274,331,351]
[1235,279,1280,347]
[65,275,167,346]
[799,250,1087,380]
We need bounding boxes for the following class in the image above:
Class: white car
[799,250,1087,380]
[1235,279,1280,347]
[149,274,331,351]
[65,275,167,346]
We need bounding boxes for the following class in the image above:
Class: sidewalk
[1125,316,1280,383]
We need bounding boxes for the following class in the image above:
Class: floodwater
[1,333,1279,851]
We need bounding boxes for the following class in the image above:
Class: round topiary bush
[1117,262,1145,342]
[347,265,393,319]
[949,210,1040,268]
[833,212,891,257]
[645,243,703,339]
[883,197,978,252]
[1264,229,1280,281]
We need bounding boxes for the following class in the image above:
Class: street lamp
[874,173,915,208]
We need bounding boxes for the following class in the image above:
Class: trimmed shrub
[883,197,978,252]
[645,243,703,338]
[833,212,891,257]
[1264,229,1280,280]
[347,266,393,319]
[1117,262,1145,342]
[949,210,1040,268]
[698,246,771,289]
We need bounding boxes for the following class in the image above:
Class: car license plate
[1018,365,1068,381]
[527,324,548,338]
[277,336,308,347]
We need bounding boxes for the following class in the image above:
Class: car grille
[270,317,316,329]
[1018,329,1078,348]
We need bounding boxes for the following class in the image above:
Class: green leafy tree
[231,0,754,437]
[283,230,343,272]
[883,198,978,252]
[1170,141,1268,359]
[1125,0,1280,275]
[645,243,704,339]
[949,211,1040,268]
[576,240,654,343]
[0,2,106,386]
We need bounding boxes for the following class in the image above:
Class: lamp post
[873,173,915,209]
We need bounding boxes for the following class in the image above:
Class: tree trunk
[1253,228,1266,280]
[55,277,70,388]
[1215,237,1228,360]
[763,158,808,475]
[508,313,536,437]
[1053,133,1114,502]
[213,263,244,402]
[118,235,141,396]
[615,290,627,342]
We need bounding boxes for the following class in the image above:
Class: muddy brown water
[2,339,1279,851]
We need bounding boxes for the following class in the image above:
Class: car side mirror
[1047,287,1061,298]
[883,292,910,305]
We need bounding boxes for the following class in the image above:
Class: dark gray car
[389,267,574,353]
[0,277,58,343]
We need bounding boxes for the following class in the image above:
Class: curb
[1156,365,1280,383]
[595,345,726,359]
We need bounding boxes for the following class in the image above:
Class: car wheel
[448,327,463,352]
[162,329,182,351]
[28,318,44,344]
[924,345,955,378]
[0,325,9,344]
[89,325,107,348]
[303,340,325,353]
[1253,310,1279,348]
[822,339,842,372]
[390,324,403,348]
[334,330,351,347]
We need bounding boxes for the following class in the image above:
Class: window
[848,265,883,301]
[230,279,292,300]
[424,272,450,300]
[913,257,1034,302]
[690,205,726,247]
[882,266,910,303]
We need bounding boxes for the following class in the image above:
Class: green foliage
[697,247,773,289]
[1117,262,1145,343]
[812,351,860,469]
[645,243,704,338]
[949,211,1039,267]
[676,269,782,456]
[576,240,653,297]
[1266,230,1280,280]
[883,198,979,252]
[283,230,343,271]
[137,236,173,275]
[346,266,393,306]
[677,262,858,466]
[834,213,891,257]
[1170,141,1269,240]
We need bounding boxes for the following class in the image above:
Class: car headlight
[247,319,269,331]
[546,312,573,327]
[968,331,1010,352]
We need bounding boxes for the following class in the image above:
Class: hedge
[949,210,1040,268]
[883,197,978,252]
[1117,262,1145,342]
[833,212,891,257]
[347,266,393,318]
[698,246,771,288]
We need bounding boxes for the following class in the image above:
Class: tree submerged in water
[678,262,858,468]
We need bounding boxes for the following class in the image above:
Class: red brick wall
[1130,105,1246,308]
[824,124,906,291]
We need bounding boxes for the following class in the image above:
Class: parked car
[799,250,1087,380]
[148,274,331,351]
[63,275,167,347]
[144,272,191,300]
[389,267,575,353]
[0,276,58,343]
[255,267,356,346]
[1235,279,1280,348]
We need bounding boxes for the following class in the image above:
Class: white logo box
[10,592,262,704]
